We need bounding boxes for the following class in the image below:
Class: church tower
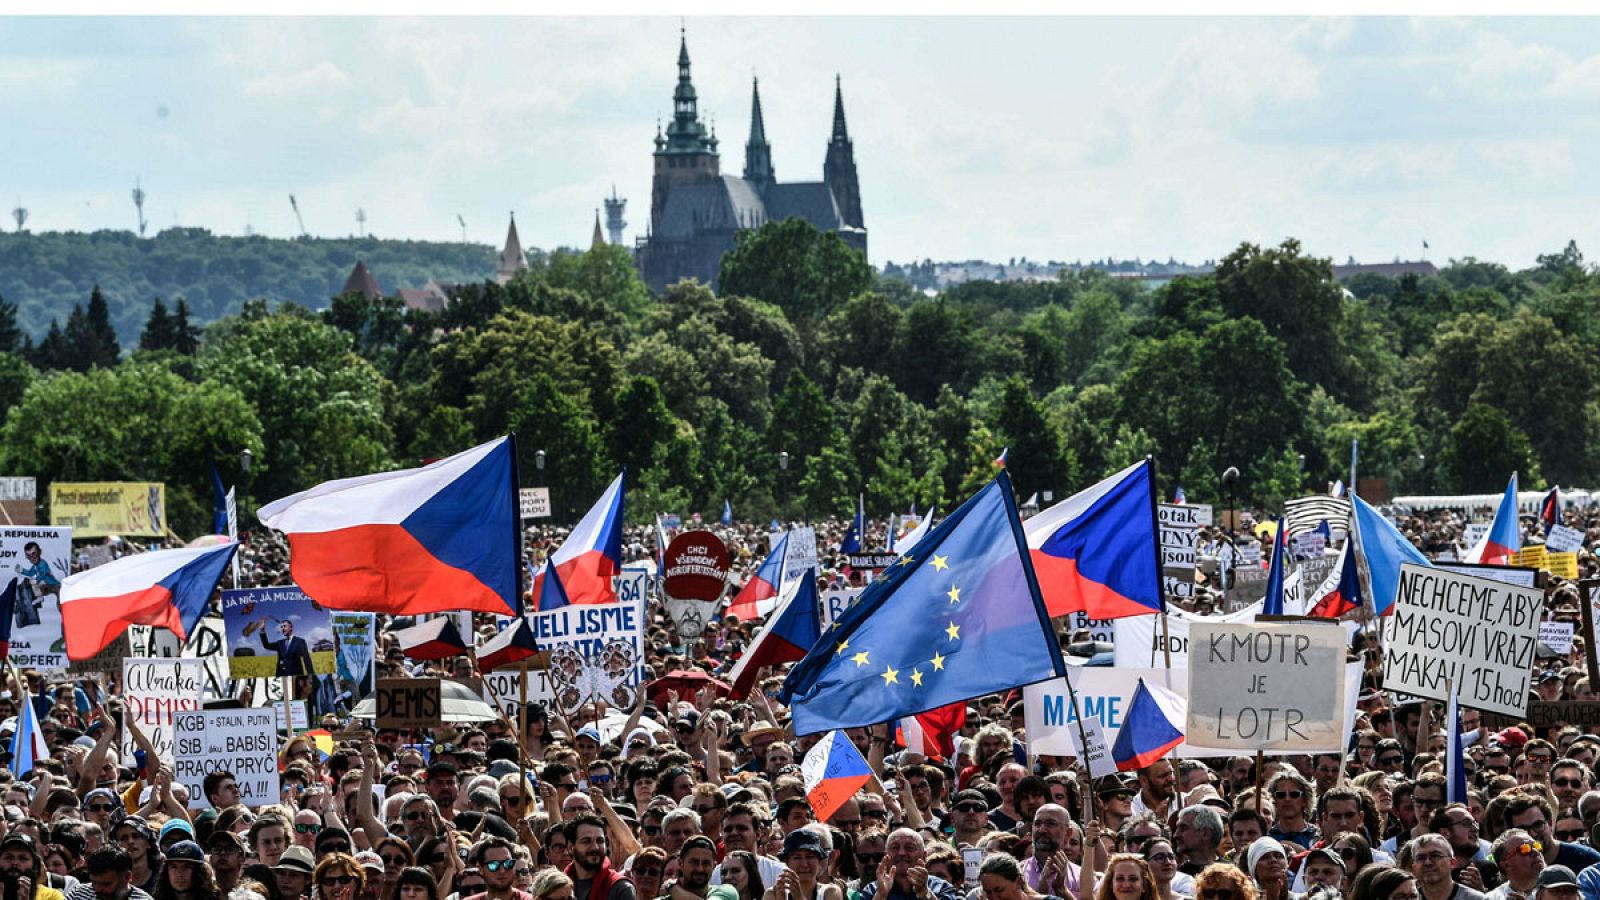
[651,28,720,223]
[496,213,527,284]
[823,75,864,230]
[744,77,774,190]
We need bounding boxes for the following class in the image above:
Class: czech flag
[259,437,520,617]
[477,617,541,671]
[993,447,1008,468]
[1307,537,1361,619]
[60,543,238,660]
[9,684,46,776]
[1540,486,1560,536]
[1173,485,1186,504]
[799,729,873,825]
[728,531,789,621]
[1262,517,1288,616]
[727,569,821,699]
[1464,473,1520,565]
[897,701,966,760]
[1351,493,1429,616]
[1111,678,1185,771]
[655,515,670,570]
[534,560,571,612]
[396,617,468,661]
[840,496,865,555]
[530,472,625,605]
[1024,459,1162,619]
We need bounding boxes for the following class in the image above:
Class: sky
[4,16,1600,270]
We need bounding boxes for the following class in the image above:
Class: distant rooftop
[1331,260,1439,280]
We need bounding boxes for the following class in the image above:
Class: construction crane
[457,214,467,243]
[131,177,148,237]
[288,194,307,237]
[355,207,366,238]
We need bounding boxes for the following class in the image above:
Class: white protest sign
[1187,622,1347,752]
[174,708,278,808]
[490,596,646,716]
[820,587,863,630]
[519,487,551,519]
[1435,563,1538,589]
[1077,713,1117,778]
[1385,563,1542,718]
[1540,621,1575,655]
[616,568,651,606]
[770,526,819,584]
[1292,532,1327,561]
[1463,523,1490,549]
[122,658,204,767]
[1546,524,1584,554]
[1063,610,1115,645]
[0,527,73,670]
[274,700,310,734]
[1113,600,1265,668]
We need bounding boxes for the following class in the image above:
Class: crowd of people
[7,500,1600,900]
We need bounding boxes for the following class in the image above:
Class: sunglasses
[458,883,486,893]
[1202,892,1236,900]
[692,805,719,814]
[1555,778,1585,788]
[634,868,664,879]
[1378,755,1403,765]
[1558,830,1587,842]
[1336,847,1359,859]
[858,853,885,867]
[1514,842,1544,856]
[502,795,525,806]
[323,843,352,854]
[1274,790,1303,799]
[295,824,321,834]
[1529,754,1555,762]
[87,804,117,813]
[642,825,662,836]
[381,855,410,867]
[953,803,986,813]
[483,860,515,872]
[320,876,355,887]
[405,812,429,821]
[210,846,243,856]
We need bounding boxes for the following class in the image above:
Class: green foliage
[718,218,873,327]
[1438,404,1541,492]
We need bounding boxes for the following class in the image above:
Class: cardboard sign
[1385,564,1542,718]
[770,526,819,585]
[376,677,442,730]
[662,530,730,602]
[1187,622,1347,752]
[519,487,551,519]
[1292,532,1327,561]
[848,554,899,570]
[274,700,311,734]
[122,658,204,767]
[1540,621,1576,655]
[174,708,279,808]
[1076,712,1117,778]
[332,612,377,704]
[1463,523,1490,548]
[1517,545,1549,571]
[1112,599,1266,668]
[1546,524,1585,554]
[820,587,864,631]
[1548,552,1580,580]
[222,586,336,679]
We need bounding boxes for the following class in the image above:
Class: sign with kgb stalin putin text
[1384,563,1542,719]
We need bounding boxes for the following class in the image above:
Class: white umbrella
[349,679,501,723]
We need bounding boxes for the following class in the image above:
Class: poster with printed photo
[1,527,73,670]
[221,586,336,679]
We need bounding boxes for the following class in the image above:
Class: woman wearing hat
[763,829,842,900]
[153,841,220,900]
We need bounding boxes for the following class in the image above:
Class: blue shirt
[859,874,961,900]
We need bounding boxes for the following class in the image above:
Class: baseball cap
[356,850,385,873]
[164,840,206,863]
[1304,847,1344,873]
[952,789,989,810]
[208,831,247,853]
[781,828,826,860]
[1538,867,1580,890]
[576,726,603,744]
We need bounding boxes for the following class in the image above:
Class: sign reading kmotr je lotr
[1384,563,1542,718]
[1187,622,1346,752]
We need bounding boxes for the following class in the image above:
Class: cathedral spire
[831,73,850,144]
[744,76,774,188]
[496,212,527,285]
[591,209,605,250]
[661,26,716,157]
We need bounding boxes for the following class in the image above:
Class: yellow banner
[1516,544,1548,571]
[49,482,166,538]
[1548,551,1579,579]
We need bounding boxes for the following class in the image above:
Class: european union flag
[780,471,1065,734]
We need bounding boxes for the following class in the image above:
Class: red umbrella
[646,670,732,708]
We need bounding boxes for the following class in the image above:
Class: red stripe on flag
[288,525,508,615]
[63,585,182,660]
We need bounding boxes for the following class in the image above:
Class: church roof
[765,182,842,231]
[656,175,769,240]
[342,260,382,299]
[497,214,528,283]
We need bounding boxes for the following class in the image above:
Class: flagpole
[1060,670,1100,825]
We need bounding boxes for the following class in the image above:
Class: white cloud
[243,60,352,98]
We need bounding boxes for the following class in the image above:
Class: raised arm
[76,706,117,796]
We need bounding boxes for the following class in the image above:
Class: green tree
[991,377,1076,500]
[718,218,873,327]
[1438,404,1541,492]
[0,294,21,355]
[506,373,611,519]
[534,243,653,322]
[200,310,394,502]
[1215,240,1347,395]
[139,297,175,351]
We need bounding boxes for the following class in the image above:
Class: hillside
[0,228,504,343]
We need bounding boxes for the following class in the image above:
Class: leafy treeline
[0,228,497,344]
[0,217,1593,537]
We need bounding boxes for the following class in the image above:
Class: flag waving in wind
[727,569,822,699]
[260,437,521,616]
[1262,518,1288,617]
[1352,493,1430,616]
[840,496,866,555]
[1111,678,1186,771]
[728,532,789,621]
[1307,535,1362,619]
[722,499,733,526]
[531,471,626,605]
[800,730,873,824]
[1024,460,1162,619]
[9,681,46,776]
[1540,486,1560,537]
[1464,474,1520,565]
[780,470,1064,734]
[60,543,239,660]
[893,508,934,554]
